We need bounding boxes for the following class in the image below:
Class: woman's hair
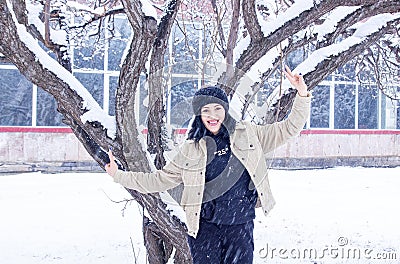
[187,113,237,143]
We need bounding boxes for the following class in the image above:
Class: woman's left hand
[284,65,308,97]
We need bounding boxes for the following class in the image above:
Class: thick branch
[226,0,241,67]
[120,0,151,32]
[226,0,400,89]
[0,0,118,167]
[242,0,262,41]
[147,0,182,169]
[265,19,399,124]
[316,1,400,49]
[211,0,227,57]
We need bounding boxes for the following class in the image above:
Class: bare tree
[0,0,399,263]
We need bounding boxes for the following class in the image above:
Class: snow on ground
[1,167,399,264]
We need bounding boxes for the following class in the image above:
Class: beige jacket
[113,94,311,238]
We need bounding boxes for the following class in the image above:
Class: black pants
[187,220,254,264]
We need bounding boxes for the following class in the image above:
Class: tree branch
[211,0,227,57]
[226,0,400,90]
[242,0,262,41]
[147,0,182,169]
[265,18,400,123]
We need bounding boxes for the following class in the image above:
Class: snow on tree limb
[265,12,400,109]
[314,6,361,42]
[233,35,251,65]
[26,1,68,46]
[140,0,158,21]
[296,13,400,79]
[258,0,323,37]
[5,0,116,138]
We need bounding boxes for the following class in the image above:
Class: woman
[105,66,311,263]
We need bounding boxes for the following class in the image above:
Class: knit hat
[192,86,229,116]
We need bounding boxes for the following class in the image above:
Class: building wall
[1,128,399,173]
[0,128,95,173]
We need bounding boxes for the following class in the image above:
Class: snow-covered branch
[262,12,400,123]
[229,0,400,90]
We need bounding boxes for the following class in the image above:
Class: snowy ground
[1,167,399,264]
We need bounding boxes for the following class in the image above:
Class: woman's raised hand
[105,149,118,177]
[284,65,308,97]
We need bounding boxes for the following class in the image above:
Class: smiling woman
[190,86,232,137]
[105,68,312,264]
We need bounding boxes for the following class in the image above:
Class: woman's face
[200,103,226,135]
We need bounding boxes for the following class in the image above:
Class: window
[108,76,118,116]
[334,83,355,129]
[171,24,199,74]
[0,19,399,132]
[138,76,148,126]
[0,69,32,126]
[170,78,198,126]
[108,18,132,71]
[358,85,378,129]
[74,72,104,107]
[73,30,105,70]
[36,88,64,126]
[310,85,330,128]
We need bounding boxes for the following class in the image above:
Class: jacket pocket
[233,141,256,151]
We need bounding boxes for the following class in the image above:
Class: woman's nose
[208,111,217,118]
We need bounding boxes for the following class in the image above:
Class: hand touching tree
[105,149,118,177]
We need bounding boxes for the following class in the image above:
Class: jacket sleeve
[112,160,183,194]
[253,93,311,154]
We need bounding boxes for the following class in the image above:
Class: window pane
[36,88,65,126]
[310,85,330,128]
[108,18,132,71]
[109,76,118,116]
[171,24,199,74]
[74,73,104,107]
[0,69,32,126]
[170,78,198,126]
[358,85,378,129]
[73,26,105,70]
[334,83,355,129]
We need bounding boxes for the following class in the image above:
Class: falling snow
[1,167,399,263]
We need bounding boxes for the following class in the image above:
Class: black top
[200,129,258,225]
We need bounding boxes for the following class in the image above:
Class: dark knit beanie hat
[192,86,229,115]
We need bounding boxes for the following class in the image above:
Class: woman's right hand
[105,149,118,177]
[284,65,308,97]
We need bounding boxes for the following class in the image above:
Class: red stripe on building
[301,129,400,135]
[0,127,73,133]
[1,127,399,135]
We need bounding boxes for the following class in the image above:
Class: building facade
[1,16,399,172]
